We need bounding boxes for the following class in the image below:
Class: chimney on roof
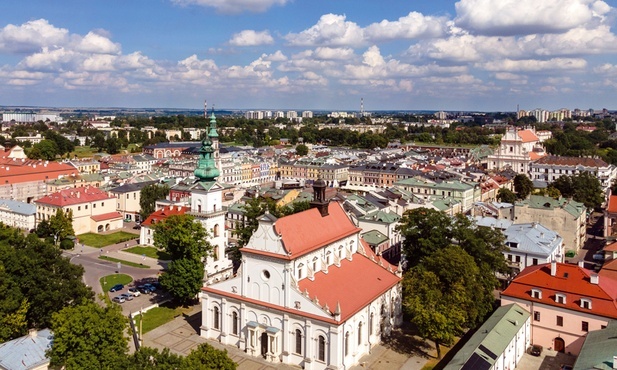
[551,260,557,276]
[591,272,599,285]
[578,260,584,268]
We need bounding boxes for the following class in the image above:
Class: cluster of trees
[497,172,603,209]
[397,208,508,358]
[153,215,212,304]
[140,183,171,220]
[0,224,93,342]
[35,208,76,248]
[48,299,236,369]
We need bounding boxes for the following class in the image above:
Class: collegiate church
[200,179,403,369]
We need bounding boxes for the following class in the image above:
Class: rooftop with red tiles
[34,186,113,207]
[141,205,190,227]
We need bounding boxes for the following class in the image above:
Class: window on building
[515,255,521,263]
[213,306,220,330]
[318,335,326,362]
[232,311,238,335]
[581,298,592,309]
[369,313,374,336]
[531,289,542,299]
[344,332,350,357]
[556,316,563,327]
[556,293,566,304]
[101,202,104,207]
[295,329,302,354]
[358,322,363,345]
[297,264,304,280]
[582,321,589,332]
[533,311,540,321]
[78,206,81,211]
[126,194,129,199]
[85,205,88,209]
[313,257,318,272]
[532,258,538,265]
[93,203,96,209]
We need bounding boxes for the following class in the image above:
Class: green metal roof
[574,320,617,370]
[516,194,585,218]
[361,230,389,245]
[444,304,530,370]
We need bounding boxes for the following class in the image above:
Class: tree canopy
[48,300,129,369]
[158,258,205,304]
[153,215,211,261]
[513,174,534,200]
[496,188,516,204]
[140,183,171,220]
[550,171,604,209]
[0,225,93,341]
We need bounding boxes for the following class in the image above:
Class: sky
[1,0,617,112]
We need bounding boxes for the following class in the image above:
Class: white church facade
[200,181,403,369]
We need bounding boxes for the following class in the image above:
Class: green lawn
[133,304,193,334]
[100,273,133,293]
[99,255,150,269]
[125,246,172,261]
[78,231,138,248]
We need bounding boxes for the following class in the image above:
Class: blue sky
[1,0,617,111]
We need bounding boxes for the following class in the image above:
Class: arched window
[213,224,220,237]
[338,246,344,259]
[369,313,374,336]
[213,306,220,330]
[326,251,332,265]
[297,264,304,280]
[295,329,302,354]
[358,322,363,345]
[232,311,239,335]
[318,335,326,362]
[312,257,318,272]
[344,331,350,356]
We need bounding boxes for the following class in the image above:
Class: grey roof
[444,304,530,370]
[0,198,36,215]
[474,216,513,230]
[574,320,617,370]
[0,329,52,370]
[516,195,586,219]
[503,222,563,257]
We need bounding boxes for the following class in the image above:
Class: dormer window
[580,298,592,309]
[555,293,566,304]
[297,263,304,280]
[531,288,542,299]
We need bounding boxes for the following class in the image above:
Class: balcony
[186,209,227,219]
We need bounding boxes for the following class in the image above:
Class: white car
[128,287,141,297]
[112,296,125,304]
[120,293,134,301]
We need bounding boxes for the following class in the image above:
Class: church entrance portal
[554,337,565,353]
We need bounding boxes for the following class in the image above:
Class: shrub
[60,239,74,250]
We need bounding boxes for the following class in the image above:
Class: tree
[513,174,534,200]
[92,133,106,152]
[551,171,604,209]
[28,139,59,160]
[397,208,455,268]
[183,343,237,369]
[127,347,185,369]
[48,208,75,245]
[295,144,309,156]
[106,136,121,154]
[153,215,211,261]
[496,188,517,203]
[48,300,129,369]
[159,258,205,304]
[140,183,170,220]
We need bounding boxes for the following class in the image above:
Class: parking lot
[106,277,170,315]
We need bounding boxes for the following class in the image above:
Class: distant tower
[204,100,207,120]
[360,97,364,117]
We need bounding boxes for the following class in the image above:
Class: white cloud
[229,30,274,46]
[262,50,287,62]
[479,58,587,72]
[284,14,365,47]
[313,47,355,60]
[73,31,120,54]
[171,0,289,14]
[454,0,608,36]
[0,19,68,54]
[364,12,447,40]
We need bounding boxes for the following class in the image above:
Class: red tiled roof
[298,253,400,322]
[141,205,190,227]
[502,263,617,319]
[607,196,617,213]
[518,129,539,143]
[528,151,545,160]
[0,158,78,184]
[604,242,617,252]
[91,212,123,222]
[534,155,608,167]
[273,202,361,259]
[34,186,113,207]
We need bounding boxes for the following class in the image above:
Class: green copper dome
[194,135,219,181]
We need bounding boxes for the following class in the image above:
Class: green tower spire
[194,133,219,181]
[208,112,219,138]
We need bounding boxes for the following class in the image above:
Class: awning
[246,321,259,328]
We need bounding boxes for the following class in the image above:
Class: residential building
[502,222,564,272]
[200,182,402,369]
[392,177,480,212]
[514,195,586,253]
[501,262,617,355]
[443,304,530,370]
[67,159,101,174]
[487,127,546,174]
[530,155,616,193]
[0,158,78,202]
[604,195,617,238]
[109,180,158,223]
[0,328,52,370]
[0,198,36,231]
[34,186,122,235]
[140,205,190,246]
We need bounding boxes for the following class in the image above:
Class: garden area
[78,231,138,248]
[100,273,133,292]
[132,302,194,334]
[98,255,149,269]
[125,246,172,261]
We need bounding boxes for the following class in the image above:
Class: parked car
[593,253,605,262]
[109,284,124,292]
[530,344,543,356]
[137,285,151,294]
[143,283,156,292]
[128,287,141,297]
[120,293,134,301]
[133,224,141,230]
[112,296,125,304]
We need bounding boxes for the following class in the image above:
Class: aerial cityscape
[1,1,617,370]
